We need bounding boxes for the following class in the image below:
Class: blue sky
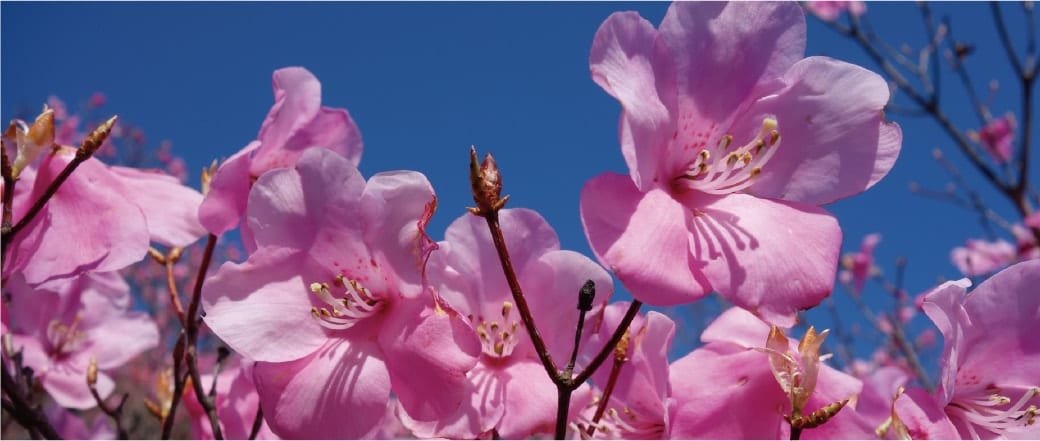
[3,2,1035,373]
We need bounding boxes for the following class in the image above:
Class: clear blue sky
[3,2,1035,371]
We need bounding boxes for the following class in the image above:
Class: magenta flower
[402,208,612,439]
[581,2,901,326]
[920,259,1040,439]
[575,302,675,439]
[4,272,159,409]
[184,356,278,440]
[198,67,363,237]
[668,308,869,439]
[972,114,1015,164]
[201,148,479,438]
[839,233,881,293]
[804,1,867,21]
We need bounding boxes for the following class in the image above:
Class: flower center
[673,117,781,195]
[46,316,84,358]
[469,301,521,358]
[308,275,384,330]
[575,401,664,440]
[946,385,1039,439]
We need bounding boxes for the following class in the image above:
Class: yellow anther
[494,342,504,355]
[769,130,780,146]
[719,134,733,150]
[502,301,513,318]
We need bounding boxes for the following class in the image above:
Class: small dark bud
[578,280,596,311]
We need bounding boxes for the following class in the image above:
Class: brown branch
[248,405,263,440]
[0,359,60,439]
[87,358,129,440]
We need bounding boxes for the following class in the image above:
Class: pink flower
[951,238,1017,277]
[805,1,867,21]
[401,208,612,439]
[920,259,1040,439]
[89,92,107,108]
[184,356,278,440]
[668,308,870,439]
[4,272,159,409]
[198,67,363,237]
[576,302,675,439]
[3,123,206,290]
[972,115,1015,164]
[201,148,479,438]
[839,233,881,293]
[581,2,901,326]
[45,402,116,439]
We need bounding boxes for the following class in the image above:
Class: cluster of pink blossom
[3,2,1038,440]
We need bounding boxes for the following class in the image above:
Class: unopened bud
[578,280,596,312]
[10,109,55,179]
[468,146,509,216]
[87,356,98,386]
[201,159,218,195]
[78,115,118,158]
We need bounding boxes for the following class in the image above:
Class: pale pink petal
[694,194,840,326]
[253,339,389,439]
[107,166,206,247]
[744,57,901,205]
[251,67,363,173]
[398,363,506,439]
[894,387,960,439]
[43,365,114,410]
[201,247,329,362]
[19,152,149,288]
[658,2,806,129]
[247,148,366,253]
[921,278,973,404]
[360,171,438,299]
[580,173,711,305]
[496,360,562,439]
[379,298,480,426]
[198,141,259,236]
[590,11,675,190]
[521,249,614,363]
[588,307,674,422]
[83,311,158,370]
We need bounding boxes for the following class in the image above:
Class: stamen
[308,277,383,330]
[947,386,1040,438]
[674,117,781,195]
[475,301,522,358]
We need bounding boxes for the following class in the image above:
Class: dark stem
[554,386,573,440]
[584,355,626,438]
[991,2,1025,75]
[88,386,129,440]
[571,301,642,386]
[3,150,92,243]
[183,234,223,440]
[564,280,596,378]
[0,140,15,262]
[0,361,60,439]
[791,425,803,440]
[481,211,561,383]
[209,347,231,397]
[161,332,187,439]
[248,405,263,440]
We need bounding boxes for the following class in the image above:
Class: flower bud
[11,108,55,179]
[468,146,509,216]
[78,115,118,158]
[578,280,596,312]
[86,356,98,386]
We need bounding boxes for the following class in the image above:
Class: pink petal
[743,57,902,205]
[201,247,329,362]
[379,298,480,427]
[668,345,787,439]
[198,141,259,235]
[251,67,363,174]
[107,166,207,247]
[82,310,158,370]
[43,365,115,410]
[700,306,773,348]
[659,2,806,130]
[398,363,506,439]
[590,11,675,190]
[253,339,390,439]
[694,194,840,326]
[893,387,960,439]
[247,148,366,253]
[360,171,439,299]
[496,360,561,439]
[18,152,149,288]
[588,306,674,421]
[580,172,711,306]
